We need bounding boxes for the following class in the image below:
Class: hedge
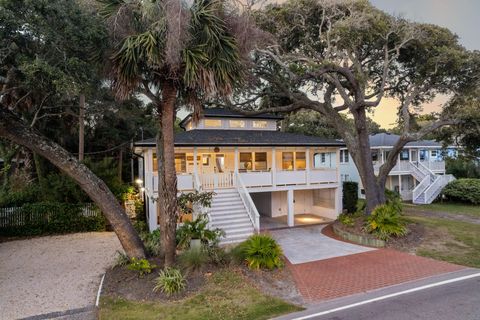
[442,178,480,205]
[342,181,358,213]
[0,202,106,236]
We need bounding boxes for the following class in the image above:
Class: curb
[95,273,106,307]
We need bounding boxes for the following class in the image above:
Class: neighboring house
[134,108,345,244]
[340,133,456,204]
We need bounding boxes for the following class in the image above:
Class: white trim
[292,272,480,320]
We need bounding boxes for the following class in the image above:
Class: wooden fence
[0,203,101,228]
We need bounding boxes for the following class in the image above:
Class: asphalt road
[308,276,480,320]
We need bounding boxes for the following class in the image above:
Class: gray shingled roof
[179,107,283,128]
[135,130,345,147]
[369,133,442,148]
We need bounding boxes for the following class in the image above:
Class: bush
[113,251,130,268]
[154,267,186,296]
[206,245,231,266]
[343,181,358,213]
[0,202,106,236]
[365,203,407,240]
[238,235,283,270]
[141,229,162,256]
[443,178,480,204]
[338,213,355,227]
[127,258,157,277]
[178,246,208,273]
[176,214,225,249]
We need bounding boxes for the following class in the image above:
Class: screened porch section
[149,146,339,191]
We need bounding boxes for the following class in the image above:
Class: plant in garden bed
[141,229,162,256]
[113,251,130,268]
[154,267,186,296]
[176,214,224,249]
[178,246,209,273]
[365,203,408,240]
[442,178,480,205]
[127,258,157,277]
[236,235,284,270]
[338,213,355,227]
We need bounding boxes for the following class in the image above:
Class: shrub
[239,235,283,270]
[141,229,162,256]
[229,243,248,265]
[178,246,208,273]
[176,214,225,249]
[0,202,106,236]
[443,179,480,204]
[206,245,231,266]
[113,251,130,268]
[154,267,186,296]
[127,258,157,276]
[385,189,402,212]
[342,181,358,213]
[338,213,355,227]
[365,203,407,240]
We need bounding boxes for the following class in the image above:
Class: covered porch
[167,146,339,191]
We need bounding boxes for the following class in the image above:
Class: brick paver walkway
[288,249,465,302]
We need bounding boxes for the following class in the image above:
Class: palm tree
[99,0,260,266]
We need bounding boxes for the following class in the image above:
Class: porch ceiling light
[135,178,143,185]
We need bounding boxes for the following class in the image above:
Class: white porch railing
[276,170,306,185]
[200,172,235,190]
[310,169,337,184]
[235,173,260,232]
[421,161,445,171]
[178,174,194,190]
[239,171,273,187]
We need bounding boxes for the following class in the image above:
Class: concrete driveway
[0,232,121,320]
[270,225,375,264]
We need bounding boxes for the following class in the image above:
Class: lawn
[404,202,480,218]
[99,269,302,320]
[406,215,480,268]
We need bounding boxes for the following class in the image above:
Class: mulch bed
[102,256,304,305]
[102,257,206,302]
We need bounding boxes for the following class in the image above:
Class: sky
[369,0,480,128]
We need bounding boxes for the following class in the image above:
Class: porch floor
[260,214,333,230]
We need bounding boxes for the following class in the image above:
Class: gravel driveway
[0,232,121,320]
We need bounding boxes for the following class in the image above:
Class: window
[282,152,294,170]
[296,152,306,170]
[204,119,222,127]
[254,152,267,171]
[321,153,326,163]
[400,150,409,161]
[229,120,245,128]
[419,150,427,161]
[240,152,252,171]
[175,153,186,173]
[371,150,378,162]
[431,150,438,158]
[253,120,268,129]
[340,150,349,163]
[153,153,158,171]
[202,154,211,166]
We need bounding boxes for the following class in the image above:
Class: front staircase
[208,189,255,244]
[411,161,455,204]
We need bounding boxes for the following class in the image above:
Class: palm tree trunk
[157,80,178,267]
[0,108,146,258]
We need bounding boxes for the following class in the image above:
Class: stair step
[211,222,253,229]
[211,204,245,211]
[212,199,243,205]
[219,233,253,245]
[210,215,250,223]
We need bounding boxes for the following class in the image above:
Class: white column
[271,147,276,187]
[399,175,402,194]
[234,147,239,173]
[306,147,311,185]
[287,189,294,227]
[193,147,198,176]
[381,149,384,163]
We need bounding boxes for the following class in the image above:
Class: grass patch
[404,202,480,218]
[406,215,480,268]
[99,269,302,320]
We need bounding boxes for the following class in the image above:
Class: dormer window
[253,120,268,129]
[205,119,222,128]
[229,120,245,128]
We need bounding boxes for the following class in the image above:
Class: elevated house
[339,133,456,204]
[134,108,345,244]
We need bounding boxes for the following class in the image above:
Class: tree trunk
[351,108,387,213]
[0,108,146,258]
[117,149,123,181]
[156,80,178,267]
[79,94,85,162]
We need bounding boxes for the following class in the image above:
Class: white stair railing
[412,175,430,204]
[423,174,455,204]
[235,173,260,233]
[409,161,427,182]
